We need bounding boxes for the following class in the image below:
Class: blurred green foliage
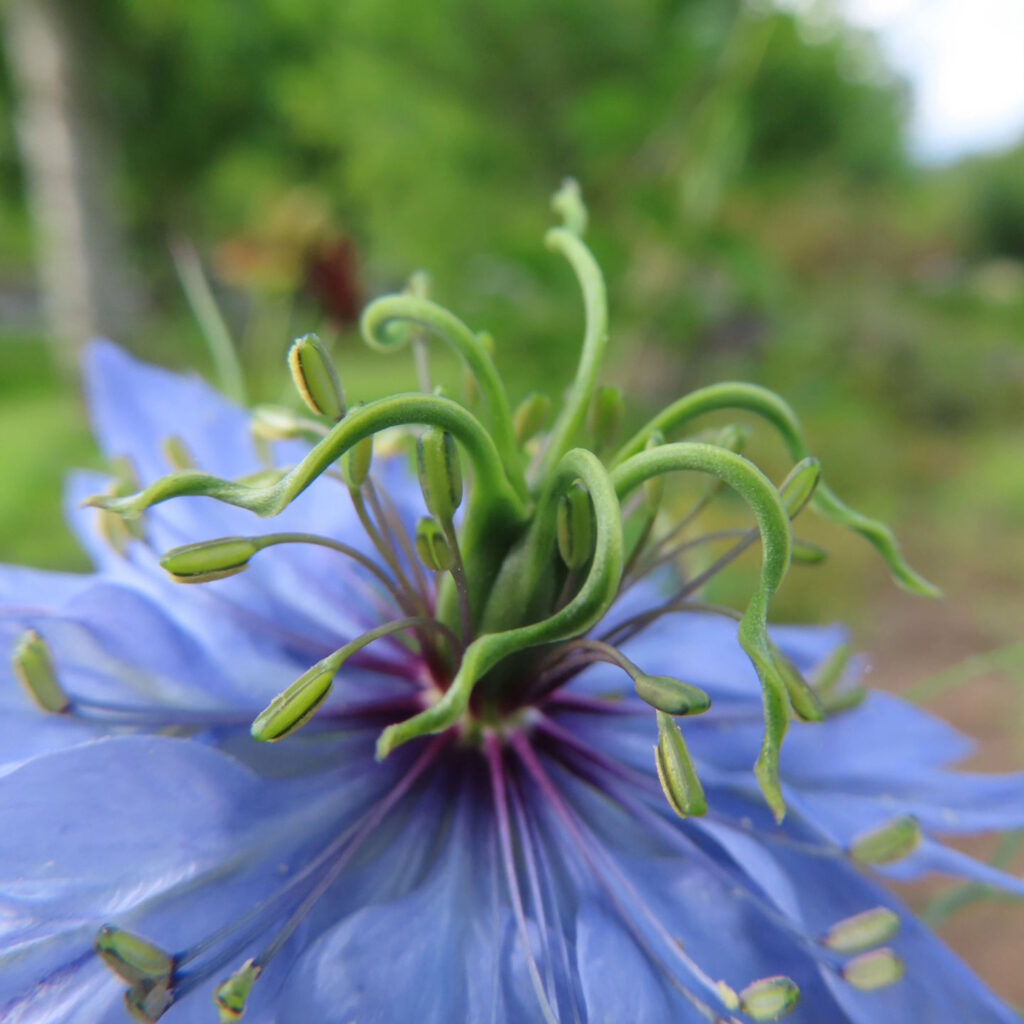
[0,1,911,376]
[0,0,1021,636]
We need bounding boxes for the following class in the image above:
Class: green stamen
[739,975,801,1020]
[376,449,622,758]
[611,442,796,821]
[94,925,174,986]
[124,978,174,1023]
[654,710,707,818]
[12,630,68,714]
[824,907,901,954]
[850,815,923,865]
[161,435,196,471]
[841,948,905,991]
[778,456,821,519]
[513,392,552,447]
[249,404,325,442]
[252,618,456,742]
[160,537,259,583]
[415,517,455,572]
[556,483,595,571]
[791,539,829,565]
[288,334,345,422]
[214,959,261,1022]
[340,415,374,488]
[417,429,463,524]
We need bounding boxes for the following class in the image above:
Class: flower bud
[94,925,174,985]
[654,711,707,818]
[251,662,336,742]
[513,392,552,446]
[850,815,922,865]
[556,483,594,570]
[739,975,801,1020]
[215,959,261,1023]
[779,457,821,518]
[841,948,905,991]
[160,537,260,584]
[415,517,454,571]
[588,385,625,453]
[635,673,711,717]
[824,907,901,954]
[12,629,69,714]
[288,334,345,421]
[416,429,462,523]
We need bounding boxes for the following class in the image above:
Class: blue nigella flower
[2,183,1022,1023]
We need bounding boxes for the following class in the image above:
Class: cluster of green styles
[87,180,937,827]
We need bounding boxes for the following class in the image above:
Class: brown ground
[864,584,1024,1011]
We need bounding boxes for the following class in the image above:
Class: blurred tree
[966,144,1024,261]
[0,0,909,388]
[742,11,907,182]
[1,0,135,372]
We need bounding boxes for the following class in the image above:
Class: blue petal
[574,902,683,1023]
[780,692,975,779]
[884,838,1024,898]
[0,713,103,776]
[0,736,297,1018]
[539,756,849,1021]
[280,773,536,1023]
[0,737,268,925]
[0,563,92,607]
[682,785,1021,1022]
[0,581,251,708]
[83,341,256,483]
[66,461,418,663]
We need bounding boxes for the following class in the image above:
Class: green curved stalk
[376,449,622,759]
[536,227,609,480]
[611,441,795,821]
[86,394,530,615]
[252,617,458,742]
[611,382,939,598]
[87,393,524,523]
[361,296,526,497]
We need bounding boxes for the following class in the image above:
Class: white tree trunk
[3,0,135,374]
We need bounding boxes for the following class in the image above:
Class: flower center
[9,180,934,1023]
[81,178,933,813]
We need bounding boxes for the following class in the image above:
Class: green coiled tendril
[84,179,937,822]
